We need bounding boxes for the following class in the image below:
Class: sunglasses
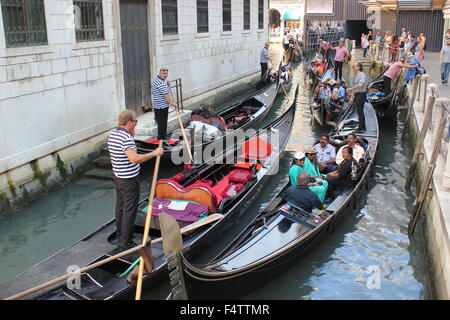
[130,119,138,123]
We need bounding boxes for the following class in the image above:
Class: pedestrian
[260,42,271,78]
[409,35,418,56]
[347,62,367,133]
[389,35,399,62]
[108,110,164,247]
[440,38,450,86]
[330,39,348,82]
[283,31,290,51]
[362,35,370,58]
[152,67,177,140]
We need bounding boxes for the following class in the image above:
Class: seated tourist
[303,147,328,202]
[337,80,346,104]
[326,146,357,199]
[284,172,323,213]
[314,135,336,173]
[335,133,365,165]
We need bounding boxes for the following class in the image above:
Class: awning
[283,8,302,20]
[397,0,432,8]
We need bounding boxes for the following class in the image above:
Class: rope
[118,257,141,278]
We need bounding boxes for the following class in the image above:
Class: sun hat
[303,146,318,154]
[294,151,306,159]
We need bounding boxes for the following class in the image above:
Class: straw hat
[294,151,306,159]
[303,146,318,154]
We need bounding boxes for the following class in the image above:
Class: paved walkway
[419,52,449,98]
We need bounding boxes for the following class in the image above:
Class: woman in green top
[289,151,327,203]
[303,147,329,202]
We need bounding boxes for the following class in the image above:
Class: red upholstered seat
[143,139,179,145]
[228,169,253,183]
[240,137,272,161]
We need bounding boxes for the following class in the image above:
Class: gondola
[135,75,280,157]
[0,86,298,300]
[366,67,396,117]
[168,99,378,300]
[310,76,349,127]
[307,57,334,90]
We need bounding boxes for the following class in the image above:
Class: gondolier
[347,62,367,133]
[260,42,271,78]
[108,110,163,247]
[152,67,177,140]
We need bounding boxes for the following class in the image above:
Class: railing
[167,78,184,113]
[403,71,450,234]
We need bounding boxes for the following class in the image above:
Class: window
[222,0,231,31]
[0,0,47,47]
[258,0,263,29]
[162,0,178,35]
[73,0,104,41]
[243,0,250,30]
[197,0,208,33]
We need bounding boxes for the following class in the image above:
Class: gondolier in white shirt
[152,67,177,140]
[108,110,163,247]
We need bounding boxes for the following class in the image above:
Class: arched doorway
[269,9,281,35]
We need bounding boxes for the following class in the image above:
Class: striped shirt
[108,127,140,178]
[151,76,171,109]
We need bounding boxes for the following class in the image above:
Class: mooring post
[401,76,421,139]
[418,74,430,112]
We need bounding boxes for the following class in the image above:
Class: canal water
[0,45,432,299]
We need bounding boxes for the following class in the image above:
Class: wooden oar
[135,140,163,300]
[4,213,224,300]
[281,81,291,103]
[174,104,193,163]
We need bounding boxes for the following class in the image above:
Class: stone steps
[84,168,115,180]
[93,156,112,169]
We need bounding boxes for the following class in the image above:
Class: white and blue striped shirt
[108,127,140,179]
[151,76,171,109]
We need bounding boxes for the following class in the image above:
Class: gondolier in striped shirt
[108,110,163,247]
[152,67,177,140]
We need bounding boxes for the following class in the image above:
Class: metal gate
[119,0,151,115]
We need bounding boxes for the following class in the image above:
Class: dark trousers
[363,48,368,57]
[383,75,392,96]
[154,107,169,140]
[354,92,366,130]
[114,176,140,244]
[334,61,343,81]
[260,63,268,78]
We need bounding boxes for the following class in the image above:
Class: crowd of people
[286,133,365,213]
[363,28,427,63]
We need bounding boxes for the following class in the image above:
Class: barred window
[197,0,208,33]
[258,0,263,29]
[73,0,104,41]
[222,0,231,31]
[0,0,47,48]
[162,0,178,35]
[243,0,250,30]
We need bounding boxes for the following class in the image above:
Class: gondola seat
[155,179,218,213]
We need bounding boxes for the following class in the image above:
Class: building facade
[0,0,269,217]
[268,0,305,43]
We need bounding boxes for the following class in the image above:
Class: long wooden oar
[281,82,291,103]
[4,213,224,300]
[135,140,163,300]
[174,104,193,163]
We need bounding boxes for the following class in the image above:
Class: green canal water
[0,55,432,299]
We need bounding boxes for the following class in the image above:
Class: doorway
[119,0,151,115]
